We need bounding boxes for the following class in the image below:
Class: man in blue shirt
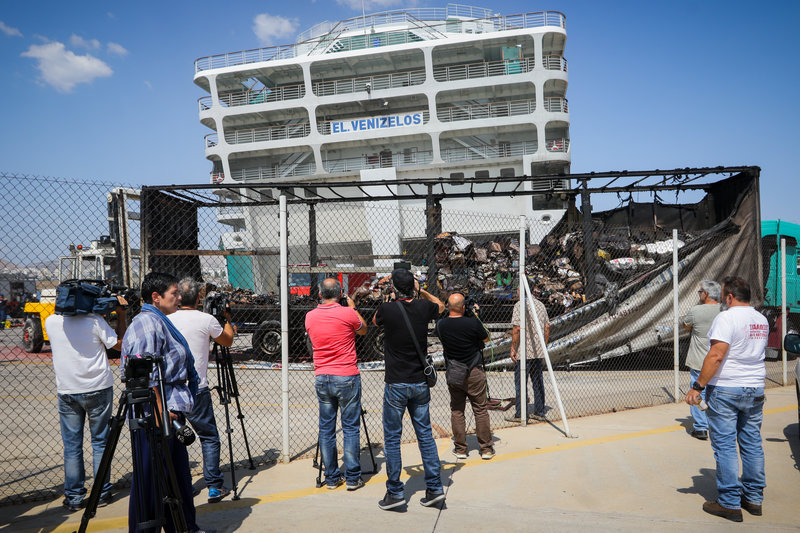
[122,272,214,533]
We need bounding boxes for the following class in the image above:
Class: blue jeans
[514,359,545,417]
[706,385,766,509]
[186,387,224,489]
[57,387,114,504]
[315,374,362,485]
[383,383,443,497]
[689,369,708,431]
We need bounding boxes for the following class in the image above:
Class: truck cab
[761,220,800,356]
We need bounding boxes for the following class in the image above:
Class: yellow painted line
[16,402,798,533]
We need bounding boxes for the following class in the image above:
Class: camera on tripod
[122,353,160,391]
[54,279,130,317]
[203,290,230,326]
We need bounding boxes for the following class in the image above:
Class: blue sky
[1,1,798,219]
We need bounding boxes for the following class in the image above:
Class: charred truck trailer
[137,167,767,365]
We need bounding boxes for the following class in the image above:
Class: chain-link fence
[1,168,794,506]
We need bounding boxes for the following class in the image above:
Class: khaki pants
[448,366,492,454]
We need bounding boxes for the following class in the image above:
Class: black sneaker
[97,493,114,507]
[326,477,345,490]
[420,489,445,507]
[62,499,84,512]
[346,478,365,491]
[378,491,405,510]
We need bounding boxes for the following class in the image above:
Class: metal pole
[519,215,527,426]
[279,195,290,463]
[522,278,575,438]
[580,180,596,297]
[673,229,680,403]
[425,186,440,294]
[781,238,787,386]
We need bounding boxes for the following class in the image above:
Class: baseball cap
[391,268,415,293]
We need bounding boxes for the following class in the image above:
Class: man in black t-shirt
[436,293,493,460]
[373,269,445,510]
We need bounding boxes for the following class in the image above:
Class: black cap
[391,268,415,293]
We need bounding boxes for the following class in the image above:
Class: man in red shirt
[305,278,368,490]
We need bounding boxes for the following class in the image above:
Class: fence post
[280,195,290,463]
[781,237,787,386]
[309,203,318,299]
[580,180,595,297]
[673,228,680,403]
[425,186,441,292]
[519,215,527,426]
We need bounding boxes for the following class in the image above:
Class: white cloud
[69,34,101,50]
[336,0,411,10]
[252,13,299,44]
[21,41,112,92]
[0,21,23,37]
[107,42,128,56]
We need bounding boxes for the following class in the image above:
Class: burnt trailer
[139,166,761,366]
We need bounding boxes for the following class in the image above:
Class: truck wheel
[252,320,282,361]
[369,327,385,360]
[23,318,44,353]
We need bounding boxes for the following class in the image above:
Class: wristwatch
[691,381,705,392]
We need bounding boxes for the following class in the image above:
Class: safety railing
[542,55,568,72]
[323,150,434,174]
[543,97,568,113]
[229,161,317,182]
[433,57,535,82]
[545,138,570,152]
[437,98,536,122]
[224,123,312,145]
[196,10,566,72]
[313,69,425,97]
[217,205,244,216]
[440,139,537,161]
[205,133,218,148]
[317,111,430,135]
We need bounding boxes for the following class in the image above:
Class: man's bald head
[448,293,466,315]
[320,278,342,301]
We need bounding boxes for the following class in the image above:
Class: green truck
[761,220,800,355]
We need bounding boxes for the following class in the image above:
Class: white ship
[194,4,570,291]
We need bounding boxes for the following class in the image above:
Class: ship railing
[543,97,568,113]
[196,10,566,72]
[224,122,312,145]
[545,138,570,152]
[217,206,244,216]
[440,139,537,162]
[318,111,430,135]
[229,162,317,182]
[199,84,306,111]
[433,57,535,82]
[205,133,219,148]
[542,55,568,72]
[324,151,434,174]
[437,98,536,122]
[313,69,425,97]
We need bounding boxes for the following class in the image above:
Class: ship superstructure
[194,4,570,290]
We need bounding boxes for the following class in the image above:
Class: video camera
[122,352,162,391]
[54,279,130,317]
[203,290,230,326]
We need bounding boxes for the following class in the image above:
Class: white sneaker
[453,450,468,460]
[481,449,495,460]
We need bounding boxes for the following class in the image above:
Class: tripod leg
[77,396,128,533]
[225,353,255,470]
[220,361,240,501]
[315,438,324,488]
[360,409,377,475]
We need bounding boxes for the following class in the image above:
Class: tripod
[312,408,377,488]
[77,354,188,533]
[212,342,255,501]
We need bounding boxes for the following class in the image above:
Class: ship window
[450,172,465,180]
[500,168,516,177]
[475,170,489,179]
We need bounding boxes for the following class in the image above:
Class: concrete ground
[1,385,797,533]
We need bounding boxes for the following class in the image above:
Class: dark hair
[721,276,751,303]
[141,272,179,304]
[178,278,200,307]
[319,278,342,300]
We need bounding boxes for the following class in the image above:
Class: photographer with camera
[121,272,214,533]
[435,293,494,460]
[45,289,127,511]
[304,278,368,491]
[372,268,446,510]
[170,278,234,504]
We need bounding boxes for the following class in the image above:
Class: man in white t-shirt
[685,276,767,523]
[45,298,126,512]
[170,278,234,504]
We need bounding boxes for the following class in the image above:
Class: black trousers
[129,429,198,533]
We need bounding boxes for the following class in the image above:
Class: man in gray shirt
[682,280,721,440]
